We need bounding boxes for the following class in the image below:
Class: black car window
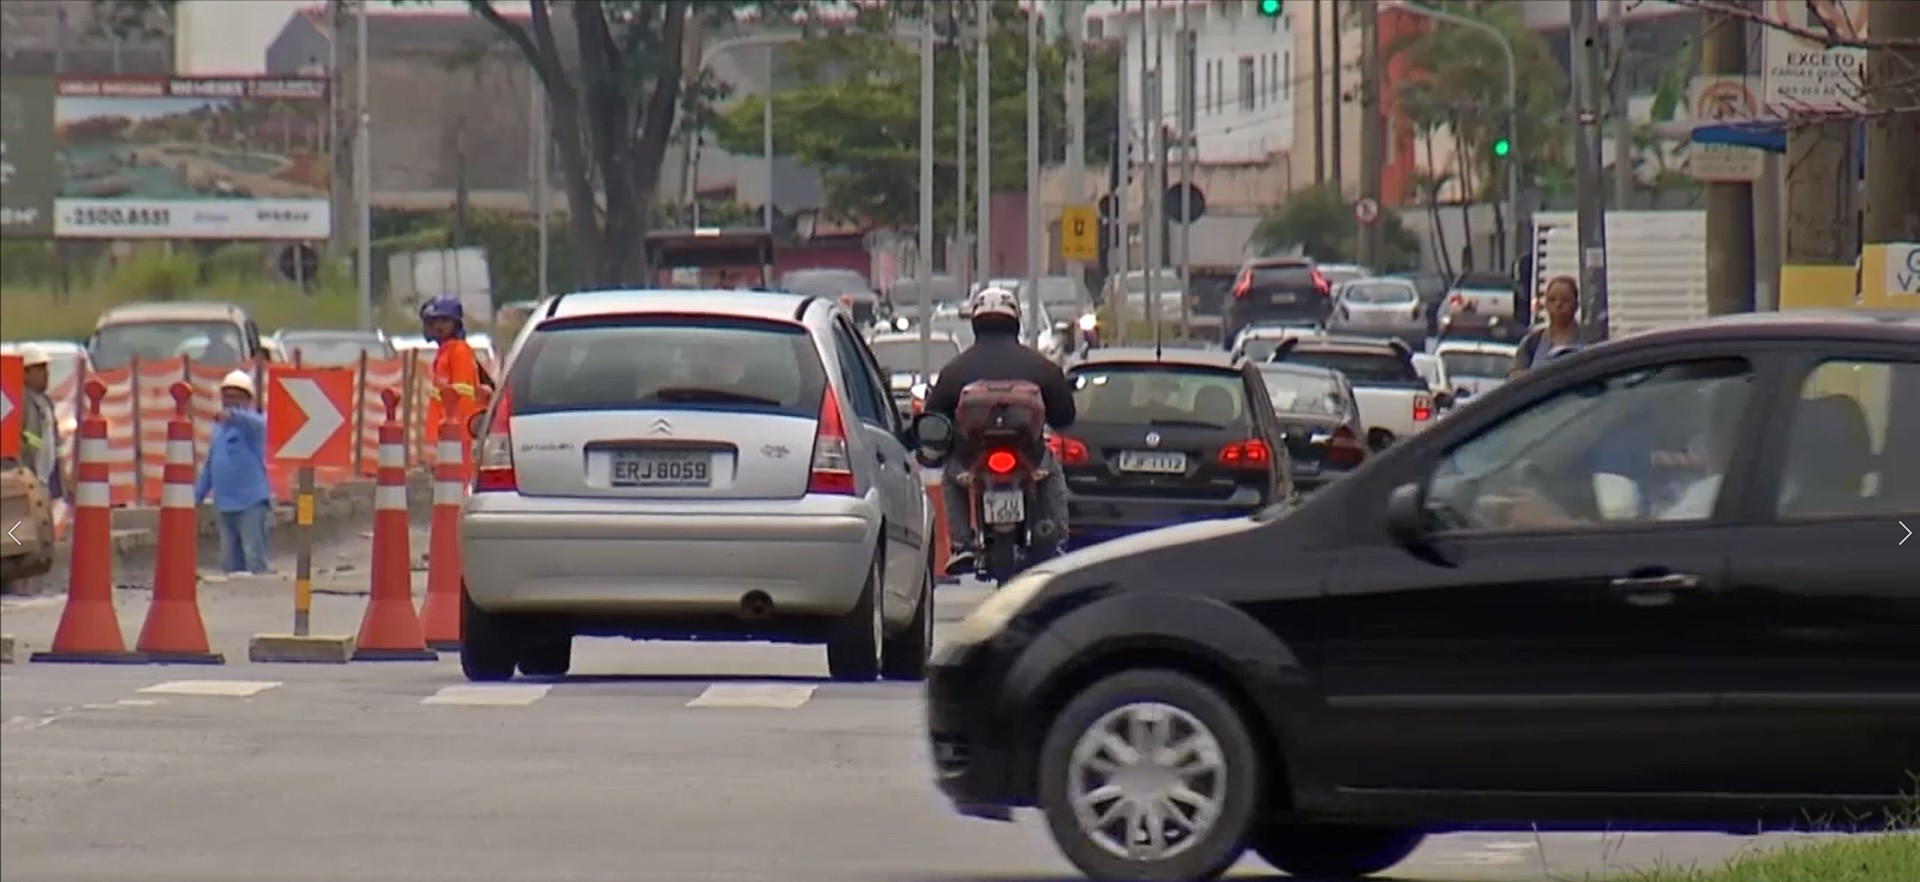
[1248,265,1316,290]
[1071,364,1250,429]
[1425,358,1754,533]
[829,319,891,428]
[513,316,825,417]
[1257,368,1348,417]
[1775,358,1920,519]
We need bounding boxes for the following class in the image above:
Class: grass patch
[1634,830,1918,882]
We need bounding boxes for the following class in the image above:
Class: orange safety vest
[426,338,484,473]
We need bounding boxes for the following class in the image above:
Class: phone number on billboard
[65,206,173,228]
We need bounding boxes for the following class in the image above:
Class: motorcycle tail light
[984,449,1018,475]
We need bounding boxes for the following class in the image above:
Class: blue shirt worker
[194,370,273,577]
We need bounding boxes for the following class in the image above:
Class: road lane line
[685,683,817,709]
[421,684,552,707]
[138,680,283,698]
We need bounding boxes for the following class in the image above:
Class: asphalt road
[3,567,1819,882]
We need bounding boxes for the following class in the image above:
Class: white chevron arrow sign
[0,385,13,425]
[1901,521,1912,547]
[274,376,347,461]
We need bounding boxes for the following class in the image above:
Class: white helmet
[220,370,255,397]
[966,286,1021,322]
[17,343,51,369]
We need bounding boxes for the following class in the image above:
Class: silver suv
[458,290,936,683]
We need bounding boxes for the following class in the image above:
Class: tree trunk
[1423,136,1454,279]
[1452,116,1476,272]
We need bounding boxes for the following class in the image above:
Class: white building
[1086,1,1295,166]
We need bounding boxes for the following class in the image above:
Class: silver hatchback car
[458,289,936,683]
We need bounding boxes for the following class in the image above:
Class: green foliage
[707,9,1122,231]
[1648,39,1695,123]
[1388,1,1565,201]
[201,243,265,284]
[89,0,175,41]
[0,242,56,286]
[108,243,200,301]
[1249,184,1422,272]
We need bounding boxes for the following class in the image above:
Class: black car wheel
[1249,823,1425,878]
[518,626,572,678]
[880,544,935,681]
[1037,669,1262,882]
[459,585,520,682]
[826,550,884,681]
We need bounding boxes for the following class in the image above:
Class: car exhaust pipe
[739,591,774,619]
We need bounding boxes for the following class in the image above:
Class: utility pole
[1025,2,1042,335]
[1570,0,1611,338]
[975,0,992,280]
[1177,3,1195,340]
[355,0,373,331]
[1357,0,1383,267]
[1608,0,1632,208]
[1861,0,1920,290]
[1701,2,1754,315]
[1066,1,1089,311]
[920,13,936,378]
[529,79,550,299]
[956,4,969,290]
[1330,0,1344,191]
[1141,1,1158,346]
[1115,6,1132,333]
[1312,1,1326,184]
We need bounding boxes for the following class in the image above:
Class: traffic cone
[923,470,957,584]
[33,380,144,664]
[418,389,467,651]
[352,389,437,661]
[135,383,223,663]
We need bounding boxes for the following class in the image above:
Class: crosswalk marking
[138,680,282,698]
[685,683,817,709]
[421,684,552,707]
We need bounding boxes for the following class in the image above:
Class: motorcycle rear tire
[982,533,1021,583]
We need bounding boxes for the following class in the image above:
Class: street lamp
[1396,2,1519,270]
[693,34,796,231]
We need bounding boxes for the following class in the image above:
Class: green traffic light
[1492,139,1511,157]
[1258,0,1282,16]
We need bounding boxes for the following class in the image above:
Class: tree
[705,5,1121,232]
[90,0,174,41]
[1249,183,1421,272]
[1387,1,1564,267]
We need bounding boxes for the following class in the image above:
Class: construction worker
[16,344,63,501]
[419,296,489,475]
[195,371,272,578]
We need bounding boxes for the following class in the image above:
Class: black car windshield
[1342,282,1417,305]
[1441,351,1514,379]
[1258,368,1348,417]
[1282,349,1422,387]
[91,321,245,370]
[869,339,960,375]
[1071,364,1249,429]
[514,316,826,417]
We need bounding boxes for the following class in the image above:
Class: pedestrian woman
[419,296,490,475]
[194,370,272,578]
[1513,275,1584,375]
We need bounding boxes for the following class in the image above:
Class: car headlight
[1077,313,1098,331]
[893,316,911,331]
[910,381,930,400]
[948,570,1053,646]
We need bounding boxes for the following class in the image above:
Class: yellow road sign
[1059,204,1098,263]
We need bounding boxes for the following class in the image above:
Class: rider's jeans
[942,449,1070,552]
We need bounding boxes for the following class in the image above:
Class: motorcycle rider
[922,287,1077,575]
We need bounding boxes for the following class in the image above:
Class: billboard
[1,76,57,239]
[52,76,331,240]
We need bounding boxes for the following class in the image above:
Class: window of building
[1257,55,1268,108]
[1087,16,1105,42]
[1283,51,1292,99]
[1238,56,1256,113]
[1203,55,1213,113]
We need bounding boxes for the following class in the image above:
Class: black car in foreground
[1055,348,1292,550]
[927,311,1920,881]
[1254,362,1368,492]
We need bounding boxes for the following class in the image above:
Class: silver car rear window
[1342,282,1417,305]
[513,316,826,417]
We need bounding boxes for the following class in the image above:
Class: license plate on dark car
[611,451,711,487]
[1116,451,1188,474]
[1269,292,1297,305]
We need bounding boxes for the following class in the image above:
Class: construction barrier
[923,470,955,583]
[31,380,144,664]
[42,351,463,507]
[134,383,222,664]
[350,389,438,662]
[418,389,467,651]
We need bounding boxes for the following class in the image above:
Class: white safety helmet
[220,369,256,397]
[17,343,51,369]
[966,286,1021,323]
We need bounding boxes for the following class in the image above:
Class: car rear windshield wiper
[1144,417,1231,430]
[650,387,785,408]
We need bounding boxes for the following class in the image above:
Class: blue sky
[57,96,226,124]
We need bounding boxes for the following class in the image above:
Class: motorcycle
[909,380,1054,583]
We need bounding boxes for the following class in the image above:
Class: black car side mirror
[910,412,955,466]
[1432,391,1455,410]
[1455,386,1473,400]
[1384,482,1429,549]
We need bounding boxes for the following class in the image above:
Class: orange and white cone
[33,380,144,664]
[351,389,437,661]
[135,383,223,663]
[417,392,467,651]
